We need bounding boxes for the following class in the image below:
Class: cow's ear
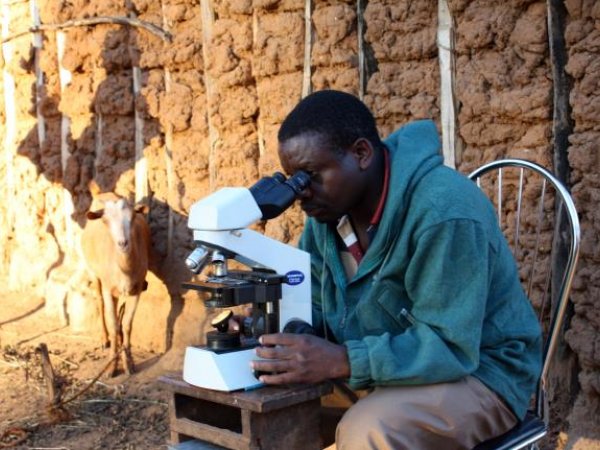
[134,204,150,215]
[87,209,104,220]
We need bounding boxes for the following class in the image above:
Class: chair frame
[468,159,581,450]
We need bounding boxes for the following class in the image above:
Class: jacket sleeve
[344,219,492,388]
[298,220,325,337]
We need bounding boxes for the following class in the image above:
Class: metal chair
[468,159,581,450]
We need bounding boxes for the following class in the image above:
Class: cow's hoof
[105,359,119,378]
[122,352,135,375]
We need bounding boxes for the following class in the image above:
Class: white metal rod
[514,168,524,259]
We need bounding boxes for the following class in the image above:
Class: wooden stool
[158,372,333,450]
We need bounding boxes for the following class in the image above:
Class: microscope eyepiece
[272,172,286,183]
[249,170,311,220]
[284,170,310,194]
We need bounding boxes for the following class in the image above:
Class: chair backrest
[468,158,581,426]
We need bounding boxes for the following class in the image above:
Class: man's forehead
[279,132,330,154]
[279,133,342,174]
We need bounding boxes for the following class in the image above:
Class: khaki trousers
[322,376,517,450]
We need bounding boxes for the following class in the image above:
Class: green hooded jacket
[298,120,542,419]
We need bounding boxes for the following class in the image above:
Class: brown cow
[81,185,152,377]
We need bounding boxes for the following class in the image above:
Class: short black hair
[278,90,383,151]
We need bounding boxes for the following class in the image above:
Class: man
[250,90,542,449]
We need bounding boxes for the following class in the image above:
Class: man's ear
[350,138,374,170]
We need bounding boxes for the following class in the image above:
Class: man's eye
[307,171,322,183]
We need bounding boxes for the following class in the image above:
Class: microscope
[182,171,313,391]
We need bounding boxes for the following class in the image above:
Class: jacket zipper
[400,307,416,325]
[339,304,348,329]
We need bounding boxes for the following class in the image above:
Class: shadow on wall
[14,26,202,357]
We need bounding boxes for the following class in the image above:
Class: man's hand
[251,333,350,384]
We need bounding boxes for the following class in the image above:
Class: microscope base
[183,345,263,392]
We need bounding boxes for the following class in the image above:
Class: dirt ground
[0,287,565,450]
[0,289,173,450]
[0,284,590,450]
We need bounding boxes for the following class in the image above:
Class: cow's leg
[96,279,109,349]
[101,287,119,377]
[121,294,140,375]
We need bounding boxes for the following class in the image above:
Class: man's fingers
[257,371,296,385]
[259,333,305,347]
[255,345,285,359]
[251,359,289,373]
[250,356,299,385]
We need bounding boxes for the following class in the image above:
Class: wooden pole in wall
[30,0,60,252]
[547,0,572,184]
[356,0,366,100]
[252,11,267,168]
[302,0,312,98]
[437,0,459,169]
[57,31,71,174]
[1,0,16,252]
[56,31,75,249]
[546,0,578,433]
[1,16,171,44]
[130,11,148,206]
[30,0,45,147]
[160,1,174,258]
[200,0,218,192]
[133,65,148,204]
[94,114,103,176]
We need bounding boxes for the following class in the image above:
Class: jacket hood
[358,120,443,275]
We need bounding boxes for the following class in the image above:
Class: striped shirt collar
[336,148,390,265]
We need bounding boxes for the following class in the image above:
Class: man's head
[278,90,382,151]
[277,90,385,224]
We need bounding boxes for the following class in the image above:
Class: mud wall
[561,0,600,447]
[0,0,598,447]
